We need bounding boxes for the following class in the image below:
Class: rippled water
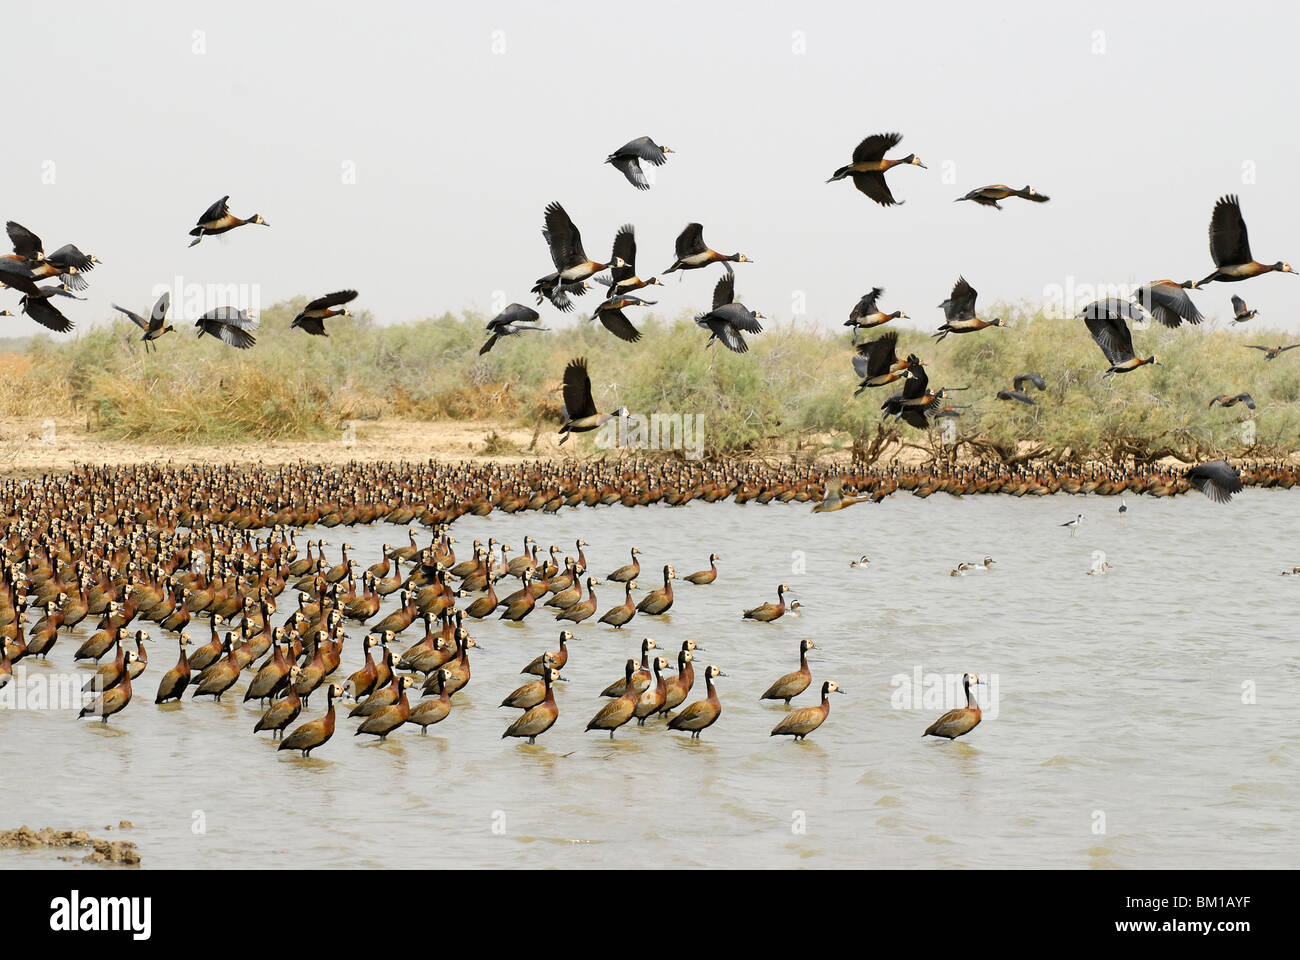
[3,490,1298,869]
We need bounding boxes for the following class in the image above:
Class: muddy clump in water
[0,824,141,866]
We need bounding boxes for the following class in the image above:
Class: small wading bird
[291,290,358,337]
[934,277,1005,341]
[1199,195,1294,286]
[1061,514,1083,535]
[188,195,267,247]
[844,287,907,342]
[592,294,653,343]
[695,271,763,353]
[604,136,672,190]
[558,357,626,445]
[664,223,751,275]
[1231,295,1258,324]
[1131,280,1203,328]
[826,132,925,206]
[954,184,1049,209]
[1185,460,1244,504]
[1244,343,1299,360]
[532,202,623,312]
[601,224,663,299]
[853,331,920,393]
[112,291,174,351]
[996,372,1046,405]
[195,306,257,349]
[923,673,984,740]
[1079,298,1158,373]
[478,303,544,355]
[1208,393,1255,410]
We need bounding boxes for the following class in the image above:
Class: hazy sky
[5,1,1299,338]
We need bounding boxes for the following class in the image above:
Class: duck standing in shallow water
[923,673,985,740]
[770,681,843,741]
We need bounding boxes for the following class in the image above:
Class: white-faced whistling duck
[599,579,638,628]
[1185,460,1244,504]
[663,223,751,275]
[79,659,136,723]
[934,277,1005,342]
[633,656,672,724]
[636,565,674,615]
[592,293,653,343]
[695,270,764,354]
[558,357,627,445]
[826,132,925,206]
[253,667,303,739]
[605,136,672,190]
[607,547,641,583]
[770,680,842,740]
[683,554,719,585]
[556,577,600,624]
[1230,295,1257,324]
[586,659,640,738]
[880,364,951,429]
[502,666,562,744]
[1245,342,1299,360]
[955,184,1049,209]
[532,202,623,311]
[523,630,571,676]
[1079,298,1158,374]
[0,260,73,332]
[811,477,870,512]
[1209,393,1255,411]
[668,665,725,738]
[996,372,1046,405]
[191,634,241,701]
[845,288,908,343]
[1199,195,1294,286]
[279,682,343,757]
[761,638,815,705]
[501,653,566,709]
[852,330,919,393]
[924,673,984,740]
[188,195,268,247]
[291,289,357,337]
[601,637,657,697]
[658,646,696,715]
[743,583,791,622]
[479,303,545,355]
[409,669,454,732]
[195,306,257,349]
[1132,280,1203,327]
[112,290,174,351]
[602,224,663,299]
[355,675,417,740]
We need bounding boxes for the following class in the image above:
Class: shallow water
[3,490,1298,869]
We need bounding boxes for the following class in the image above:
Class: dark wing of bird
[1230,295,1248,315]
[45,244,96,272]
[851,172,899,207]
[111,303,149,330]
[940,277,978,322]
[562,357,598,420]
[1012,372,1046,392]
[1242,344,1269,352]
[197,195,230,225]
[479,334,500,356]
[151,291,171,327]
[1080,300,1139,364]
[1236,393,1256,409]
[701,316,747,354]
[0,259,41,296]
[1208,195,1251,267]
[851,132,903,163]
[850,288,884,321]
[6,221,42,259]
[855,331,900,379]
[292,316,328,336]
[901,364,929,401]
[898,406,930,429]
[197,318,256,349]
[714,303,762,334]
[609,224,637,285]
[618,137,668,166]
[1185,460,1243,504]
[596,307,642,343]
[201,307,258,329]
[543,202,587,270]
[1141,283,1203,327]
[496,303,540,328]
[1278,344,1300,354]
[303,289,358,312]
[711,271,735,311]
[675,223,707,259]
[610,156,649,190]
[21,295,73,333]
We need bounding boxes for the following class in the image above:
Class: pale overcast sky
[4,1,1298,335]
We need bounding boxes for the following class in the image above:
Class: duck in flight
[604,137,672,190]
[557,357,626,445]
[826,132,925,207]
[532,202,624,311]
[954,184,1049,209]
[188,195,267,247]
[291,290,358,337]
[695,271,764,354]
[112,290,174,351]
[1080,299,1158,374]
[934,277,1005,342]
[664,223,751,275]
[479,303,544,355]
[996,372,1046,405]
[1243,343,1299,360]
[1199,195,1294,286]
[844,287,907,342]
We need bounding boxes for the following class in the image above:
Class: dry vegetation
[1,295,1297,464]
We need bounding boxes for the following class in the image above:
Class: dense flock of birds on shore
[0,452,1291,753]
